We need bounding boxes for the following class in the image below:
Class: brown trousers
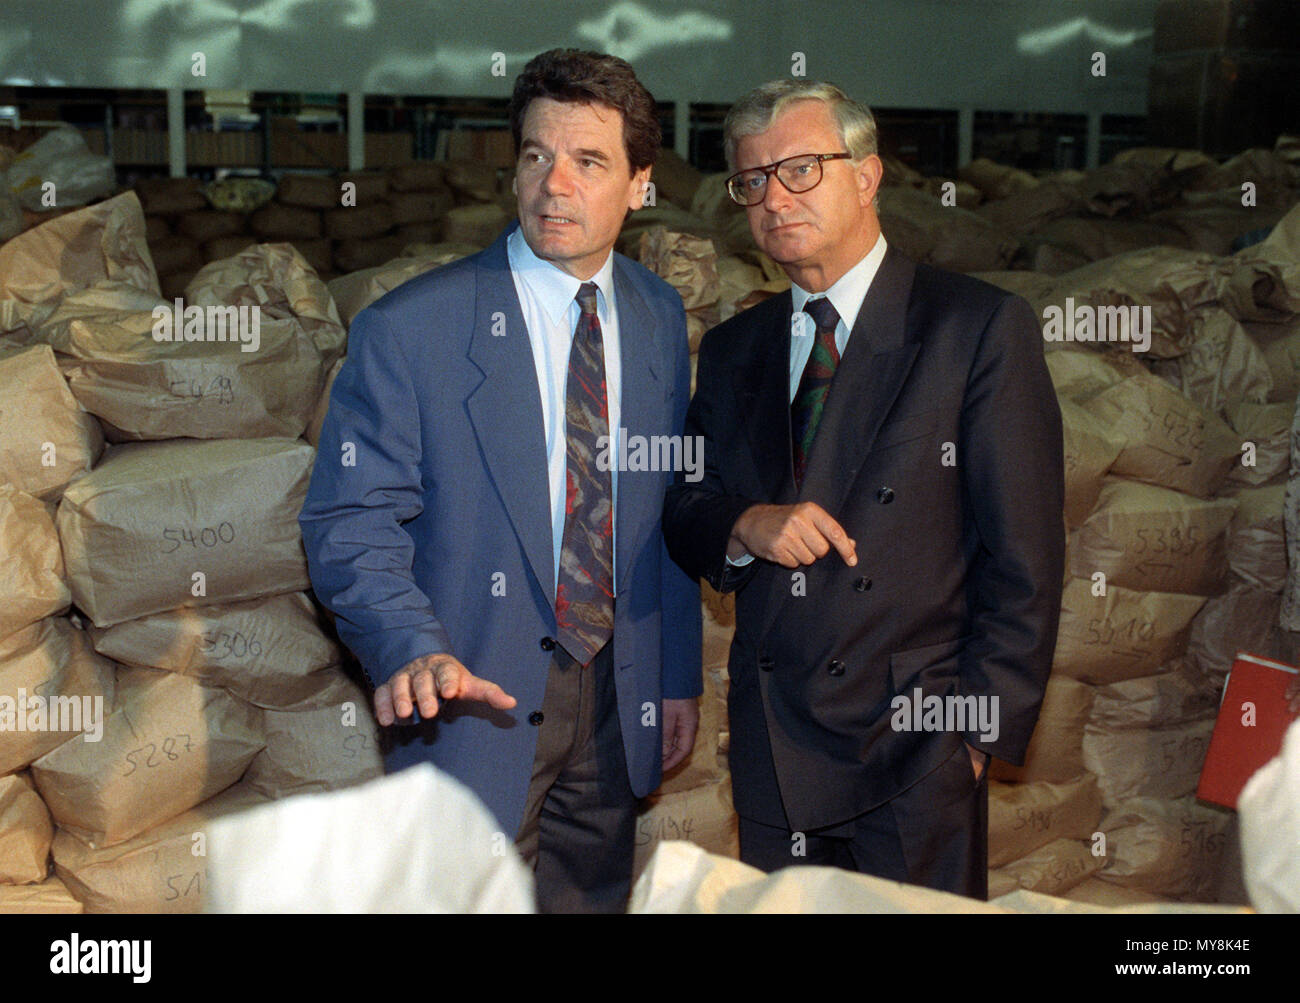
[514,641,639,913]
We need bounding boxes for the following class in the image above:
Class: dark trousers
[514,640,638,914]
[737,739,990,901]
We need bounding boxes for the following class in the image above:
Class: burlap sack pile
[1,194,387,913]
[981,211,1297,902]
[637,226,721,351]
[127,159,511,297]
[968,138,1297,272]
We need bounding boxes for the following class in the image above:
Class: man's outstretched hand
[374,652,517,726]
[728,501,857,568]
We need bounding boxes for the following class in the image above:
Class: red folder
[1197,652,1300,810]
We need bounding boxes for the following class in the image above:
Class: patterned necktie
[791,296,842,488]
[555,281,615,666]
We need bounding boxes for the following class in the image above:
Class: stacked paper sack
[0,193,383,913]
[3,131,1299,910]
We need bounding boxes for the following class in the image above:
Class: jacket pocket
[888,634,971,695]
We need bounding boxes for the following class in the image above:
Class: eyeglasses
[725,152,853,206]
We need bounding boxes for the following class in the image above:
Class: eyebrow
[520,138,610,163]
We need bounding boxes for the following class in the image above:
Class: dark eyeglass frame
[725,152,853,206]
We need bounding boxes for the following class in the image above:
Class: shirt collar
[508,224,616,327]
[790,232,888,334]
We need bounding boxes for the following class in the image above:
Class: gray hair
[723,79,878,170]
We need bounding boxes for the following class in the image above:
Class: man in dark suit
[299,49,701,913]
[662,80,1064,899]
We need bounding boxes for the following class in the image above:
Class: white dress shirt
[787,232,888,403]
[506,225,622,593]
[728,232,888,567]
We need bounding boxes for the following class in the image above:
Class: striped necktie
[791,295,842,488]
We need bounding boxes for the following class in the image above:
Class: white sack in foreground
[1239,717,1300,913]
[205,763,534,913]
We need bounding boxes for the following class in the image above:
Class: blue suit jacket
[299,222,702,837]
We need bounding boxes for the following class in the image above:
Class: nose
[761,171,794,213]
[541,157,576,197]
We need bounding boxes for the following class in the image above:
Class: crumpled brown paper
[988,675,1094,784]
[0,191,159,310]
[0,485,70,638]
[35,297,328,442]
[634,777,738,879]
[186,241,346,367]
[88,592,353,711]
[52,781,270,913]
[1080,371,1240,498]
[55,437,314,627]
[1052,578,1206,685]
[0,345,102,501]
[637,226,720,312]
[1070,478,1236,596]
[243,678,382,798]
[1083,717,1215,806]
[988,776,1103,868]
[1089,656,1220,731]
[1225,483,1286,592]
[31,667,265,848]
[0,770,53,884]
[1059,399,1124,527]
[988,838,1102,898]
[0,616,116,775]
[1045,246,1223,359]
[1097,795,1232,901]
[326,242,480,325]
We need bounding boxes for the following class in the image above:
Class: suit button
[528,711,544,725]
[828,659,846,677]
[876,487,894,504]
[758,656,774,672]
[853,577,872,592]
[540,637,556,651]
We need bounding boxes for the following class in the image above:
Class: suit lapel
[757,247,921,641]
[798,247,920,515]
[733,291,797,503]
[465,225,557,611]
[612,258,661,593]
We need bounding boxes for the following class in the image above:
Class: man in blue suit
[299,49,702,913]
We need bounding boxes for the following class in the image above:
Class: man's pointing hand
[728,501,858,568]
[374,652,517,726]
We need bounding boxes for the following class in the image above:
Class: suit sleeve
[659,303,703,700]
[662,330,763,594]
[956,294,1065,764]
[298,305,455,688]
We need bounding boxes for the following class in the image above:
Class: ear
[856,154,884,209]
[511,172,518,197]
[626,165,652,213]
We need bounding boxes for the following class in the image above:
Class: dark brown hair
[509,49,661,174]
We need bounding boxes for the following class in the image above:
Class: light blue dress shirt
[506,225,623,592]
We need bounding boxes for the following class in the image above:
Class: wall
[1,0,1157,115]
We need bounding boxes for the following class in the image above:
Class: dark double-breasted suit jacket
[663,245,1065,833]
